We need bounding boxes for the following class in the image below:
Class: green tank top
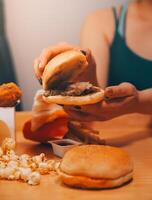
[108,7,152,90]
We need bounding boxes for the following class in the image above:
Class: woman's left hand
[63,82,139,122]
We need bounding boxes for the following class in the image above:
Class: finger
[34,58,42,78]
[105,82,136,99]
[64,105,107,121]
[63,106,94,122]
[101,96,134,110]
[65,109,90,122]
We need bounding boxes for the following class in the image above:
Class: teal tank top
[108,7,152,90]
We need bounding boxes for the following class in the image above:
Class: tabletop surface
[0,112,152,200]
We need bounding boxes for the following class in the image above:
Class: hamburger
[42,50,104,105]
[57,145,133,189]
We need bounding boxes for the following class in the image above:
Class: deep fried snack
[0,83,22,107]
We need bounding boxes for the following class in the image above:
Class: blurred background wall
[4,0,129,110]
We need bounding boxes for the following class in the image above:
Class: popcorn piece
[9,154,19,161]
[32,155,43,164]
[53,160,61,171]
[19,159,29,168]
[2,155,10,162]
[47,160,56,171]
[20,154,30,161]
[6,150,16,157]
[7,161,18,168]
[8,174,16,180]
[0,161,6,168]
[28,172,41,186]
[30,162,37,171]
[19,167,32,182]
[38,162,49,175]
[13,169,21,180]
[2,138,15,152]
[3,167,16,179]
[39,153,46,161]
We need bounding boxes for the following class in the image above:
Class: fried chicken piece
[0,83,22,107]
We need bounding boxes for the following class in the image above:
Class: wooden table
[0,112,152,200]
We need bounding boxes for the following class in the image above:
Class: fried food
[0,83,22,107]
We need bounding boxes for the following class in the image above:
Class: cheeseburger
[42,50,104,105]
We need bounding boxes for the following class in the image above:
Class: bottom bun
[58,169,133,189]
[43,90,104,106]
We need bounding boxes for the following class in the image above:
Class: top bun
[42,50,88,90]
[60,145,133,179]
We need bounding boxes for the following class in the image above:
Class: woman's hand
[64,83,140,122]
[34,42,97,84]
[34,43,75,79]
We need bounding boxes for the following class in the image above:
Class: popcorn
[7,160,18,168]
[0,137,58,186]
[9,154,19,161]
[2,138,15,152]
[47,160,56,171]
[32,155,42,164]
[47,160,60,171]
[2,155,10,162]
[6,150,16,157]
[28,172,41,186]
[30,162,37,171]
[20,154,30,161]
[3,167,16,179]
[20,167,32,182]
[13,169,21,180]
[38,162,49,175]
[53,160,61,171]
[32,153,46,164]
[19,159,29,168]
[0,161,6,168]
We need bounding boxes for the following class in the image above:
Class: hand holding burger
[42,49,104,106]
[64,82,140,121]
[34,42,152,122]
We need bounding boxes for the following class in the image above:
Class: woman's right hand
[34,42,97,85]
[34,42,76,79]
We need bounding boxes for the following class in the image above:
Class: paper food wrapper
[0,107,15,144]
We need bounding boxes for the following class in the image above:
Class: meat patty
[44,82,99,97]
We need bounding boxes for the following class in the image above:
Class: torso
[105,3,152,90]
[105,2,152,61]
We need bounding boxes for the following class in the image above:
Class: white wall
[4,0,128,110]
